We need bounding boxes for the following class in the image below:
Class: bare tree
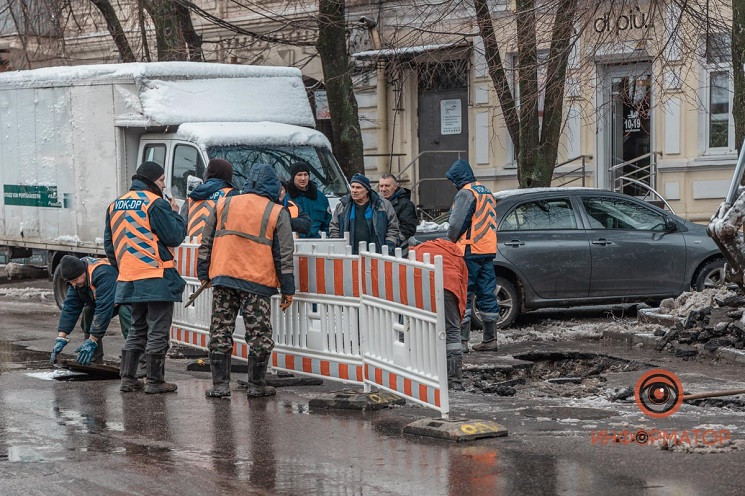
[734,0,745,151]
[90,0,136,62]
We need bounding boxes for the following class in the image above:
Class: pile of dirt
[656,289,745,355]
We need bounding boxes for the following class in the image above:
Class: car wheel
[692,259,725,292]
[495,276,519,328]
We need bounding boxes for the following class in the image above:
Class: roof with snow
[175,122,331,149]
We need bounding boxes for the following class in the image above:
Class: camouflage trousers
[209,286,274,359]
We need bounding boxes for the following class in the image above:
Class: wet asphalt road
[3,281,745,495]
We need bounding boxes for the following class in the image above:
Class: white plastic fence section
[359,243,449,418]
[170,239,251,361]
[271,242,364,385]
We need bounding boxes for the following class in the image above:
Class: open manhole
[464,351,649,397]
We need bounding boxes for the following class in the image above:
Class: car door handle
[504,240,525,247]
[592,238,612,246]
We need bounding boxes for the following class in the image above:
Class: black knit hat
[205,158,233,182]
[289,161,311,179]
[59,255,86,281]
[135,161,165,182]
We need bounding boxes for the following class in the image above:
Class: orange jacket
[456,182,497,256]
[415,239,468,319]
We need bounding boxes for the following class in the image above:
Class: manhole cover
[520,406,616,420]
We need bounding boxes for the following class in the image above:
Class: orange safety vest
[456,182,497,255]
[187,187,233,242]
[108,190,175,282]
[82,257,110,296]
[286,200,300,219]
[209,193,283,288]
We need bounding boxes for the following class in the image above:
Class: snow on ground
[495,320,664,345]
[0,286,53,300]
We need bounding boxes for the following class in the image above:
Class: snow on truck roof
[0,62,301,86]
[176,122,331,149]
[0,62,316,128]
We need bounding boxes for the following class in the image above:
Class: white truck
[0,62,349,306]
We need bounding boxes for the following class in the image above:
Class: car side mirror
[664,217,678,232]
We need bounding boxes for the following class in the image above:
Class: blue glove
[50,337,69,363]
[75,339,98,366]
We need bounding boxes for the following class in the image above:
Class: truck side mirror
[186,175,203,195]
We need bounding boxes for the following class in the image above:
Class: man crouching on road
[198,163,295,399]
[50,255,133,366]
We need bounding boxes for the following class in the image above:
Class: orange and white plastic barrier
[359,244,448,417]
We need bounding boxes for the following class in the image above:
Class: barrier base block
[309,389,406,411]
[237,375,323,388]
[186,359,249,373]
[403,418,508,441]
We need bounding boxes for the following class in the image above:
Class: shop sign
[594,5,653,33]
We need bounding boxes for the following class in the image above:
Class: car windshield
[206,145,349,196]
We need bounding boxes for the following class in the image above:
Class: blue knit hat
[350,173,371,192]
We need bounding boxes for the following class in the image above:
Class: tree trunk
[90,0,136,62]
[733,0,745,152]
[145,0,202,61]
[515,0,541,187]
[316,0,364,178]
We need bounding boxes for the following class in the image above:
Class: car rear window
[501,199,577,231]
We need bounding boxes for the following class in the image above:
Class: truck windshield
[207,145,349,197]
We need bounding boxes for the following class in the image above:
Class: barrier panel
[360,244,449,418]
[271,242,364,386]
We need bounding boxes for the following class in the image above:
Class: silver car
[412,187,724,327]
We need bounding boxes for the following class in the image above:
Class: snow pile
[417,220,448,233]
[0,286,53,299]
[658,287,739,318]
[495,321,661,345]
[175,122,330,149]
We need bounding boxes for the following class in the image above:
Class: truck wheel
[53,265,67,309]
[495,276,520,328]
[692,259,725,292]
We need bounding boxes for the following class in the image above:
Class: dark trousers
[444,291,462,358]
[464,256,499,323]
[122,302,174,355]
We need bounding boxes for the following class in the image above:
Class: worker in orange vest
[179,158,238,242]
[50,255,132,366]
[104,161,187,394]
[279,181,311,235]
[414,239,469,390]
[198,163,295,399]
[446,159,499,353]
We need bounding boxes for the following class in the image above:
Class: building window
[704,33,733,153]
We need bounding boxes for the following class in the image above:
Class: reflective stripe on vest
[108,190,175,282]
[456,182,497,255]
[209,194,282,288]
[187,187,232,241]
[287,201,300,219]
[82,257,110,297]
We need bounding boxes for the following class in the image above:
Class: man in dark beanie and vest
[330,173,399,255]
[50,255,132,366]
[104,161,186,394]
[285,161,331,238]
[179,158,238,242]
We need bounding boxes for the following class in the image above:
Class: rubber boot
[144,353,178,394]
[84,334,104,364]
[447,354,464,391]
[119,349,144,392]
[460,320,471,354]
[246,356,276,398]
[136,353,147,379]
[472,320,499,352]
[205,351,231,398]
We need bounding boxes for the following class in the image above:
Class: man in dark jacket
[104,161,187,394]
[179,158,239,242]
[280,182,312,235]
[50,255,132,366]
[285,161,331,238]
[330,173,399,254]
[198,164,295,399]
[446,159,499,353]
[378,173,417,249]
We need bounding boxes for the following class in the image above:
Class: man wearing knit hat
[285,161,331,238]
[104,161,187,394]
[179,158,238,242]
[329,173,399,254]
[50,255,132,366]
